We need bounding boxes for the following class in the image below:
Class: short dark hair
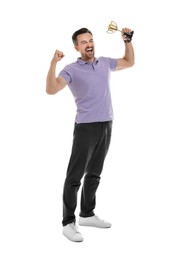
[72,28,93,45]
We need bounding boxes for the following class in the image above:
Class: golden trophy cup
[107,21,122,33]
[107,21,134,42]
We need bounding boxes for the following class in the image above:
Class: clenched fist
[52,50,65,63]
[121,28,134,43]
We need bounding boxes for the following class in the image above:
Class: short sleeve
[100,57,117,71]
[109,58,118,71]
[58,66,72,84]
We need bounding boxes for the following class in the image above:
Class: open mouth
[85,47,93,53]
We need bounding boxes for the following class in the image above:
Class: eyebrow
[80,38,93,44]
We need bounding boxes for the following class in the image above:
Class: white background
[0,0,179,259]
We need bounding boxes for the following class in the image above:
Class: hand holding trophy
[107,21,134,43]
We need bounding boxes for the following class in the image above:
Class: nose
[87,42,93,48]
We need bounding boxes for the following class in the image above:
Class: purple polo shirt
[58,57,117,123]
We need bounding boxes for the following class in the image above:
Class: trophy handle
[111,21,117,27]
[107,21,122,33]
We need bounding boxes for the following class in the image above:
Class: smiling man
[46,27,134,242]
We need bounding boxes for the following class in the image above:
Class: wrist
[50,59,57,66]
[124,40,131,43]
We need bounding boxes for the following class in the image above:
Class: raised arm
[116,28,135,71]
[46,50,67,95]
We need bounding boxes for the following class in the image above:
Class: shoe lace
[95,215,105,222]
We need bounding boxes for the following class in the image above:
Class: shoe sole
[63,232,84,242]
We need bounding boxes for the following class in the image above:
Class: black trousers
[62,121,112,226]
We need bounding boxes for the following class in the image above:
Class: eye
[81,41,87,45]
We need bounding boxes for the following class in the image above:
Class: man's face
[75,33,95,61]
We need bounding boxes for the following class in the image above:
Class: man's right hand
[52,50,65,63]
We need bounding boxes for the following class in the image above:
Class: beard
[82,47,95,61]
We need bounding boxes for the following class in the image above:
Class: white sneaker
[79,215,112,228]
[63,222,83,242]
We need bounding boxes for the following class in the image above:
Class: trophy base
[124,31,134,42]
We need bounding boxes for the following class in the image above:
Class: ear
[74,44,79,52]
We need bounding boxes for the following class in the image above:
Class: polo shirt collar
[77,57,99,66]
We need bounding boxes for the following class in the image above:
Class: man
[46,26,134,242]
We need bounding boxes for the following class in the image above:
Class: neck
[81,57,95,63]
